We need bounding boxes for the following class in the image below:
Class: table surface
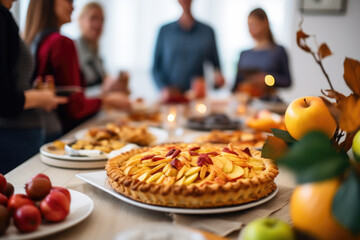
[5,112,295,240]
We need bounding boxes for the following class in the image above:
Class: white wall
[279,0,360,103]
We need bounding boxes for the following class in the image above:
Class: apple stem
[303,98,309,107]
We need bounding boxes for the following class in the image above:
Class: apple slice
[212,157,224,169]
[227,165,244,180]
[219,157,233,173]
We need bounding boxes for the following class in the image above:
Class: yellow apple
[285,96,337,140]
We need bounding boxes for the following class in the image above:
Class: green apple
[242,217,295,240]
[353,130,360,162]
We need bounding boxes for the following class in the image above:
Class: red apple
[31,173,51,182]
[0,174,6,194]
[51,187,71,202]
[25,177,52,200]
[0,194,7,207]
[7,194,35,214]
[40,190,70,222]
[13,205,41,233]
[0,205,10,235]
[4,182,14,198]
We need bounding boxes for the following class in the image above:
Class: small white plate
[76,171,278,215]
[40,142,108,161]
[1,187,94,240]
[74,126,168,145]
[40,155,107,169]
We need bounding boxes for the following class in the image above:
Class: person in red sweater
[24,0,130,139]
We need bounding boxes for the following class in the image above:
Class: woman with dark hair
[0,0,67,173]
[24,0,130,140]
[232,8,291,99]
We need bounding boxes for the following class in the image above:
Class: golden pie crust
[106,143,278,208]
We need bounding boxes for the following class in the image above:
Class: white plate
[76,171,278,215]
[40,142,108,161]
[1,187,94,240]
[40,155,107,169]
[74,126,168,145]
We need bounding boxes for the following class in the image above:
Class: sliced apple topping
[170,158,184,170]
[199,165,207,179]
[184,172,198,185]
[175,176,186,185]
[176,166,187,180]
[227,165,244,180]
[124,166,139,176]
[156,174,166,184]
[146,172,163,183]
[248,157,265,170]
[137,172,150,182]
[185,166,201,176]
[222,147,238,156]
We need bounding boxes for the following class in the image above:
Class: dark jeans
[0,128,44,174]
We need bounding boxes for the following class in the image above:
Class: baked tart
[106,143,278,208]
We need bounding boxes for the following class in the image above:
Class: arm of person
[152,27,170,90]
[24,89,68,112]
[270,47,292,88]
[0,13,25,118]
[50,37,102,120]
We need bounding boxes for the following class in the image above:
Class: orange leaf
[261,136,289,160]
[320,96,341,126]
[338,94,360,132]
[321,89,346,102]
[296,30,311,53]
[318,43,332,60]
[343,58,360,96]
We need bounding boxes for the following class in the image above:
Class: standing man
[152,0,225,102]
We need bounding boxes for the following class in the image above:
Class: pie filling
[106,143,278,208]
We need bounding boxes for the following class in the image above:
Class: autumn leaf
[320,96,341,126]
[321,89,346,102]
[261,136,289,159]
[296,30,311,53]
[318,43,332,60]
[343,58,360,96]
[338,94,360,132]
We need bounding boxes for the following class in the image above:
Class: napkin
[172,185,293,237]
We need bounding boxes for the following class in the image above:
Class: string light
[265,75,275,86]
[195,103,207,114]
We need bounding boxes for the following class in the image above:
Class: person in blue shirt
[232,8,291,100]
[152,0,225,102]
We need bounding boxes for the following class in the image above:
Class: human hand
[24,89,68,112]
[102,92,131,110]
[161,87,184,103]
[214,71,225,88]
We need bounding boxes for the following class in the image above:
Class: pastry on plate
[106,143,278,208]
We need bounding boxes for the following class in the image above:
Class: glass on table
[161,104,186,138]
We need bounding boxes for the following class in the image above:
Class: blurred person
[232,8,291,100]
[24,0,130,140]
[0,0,67,173]
[76,2,130,97]
[152,0,225,102]
[76,2,105,88]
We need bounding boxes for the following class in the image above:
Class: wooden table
[5,113,296,240]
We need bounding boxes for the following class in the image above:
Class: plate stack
[39,141,108,169]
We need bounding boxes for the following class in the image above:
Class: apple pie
[106,143,278,208]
